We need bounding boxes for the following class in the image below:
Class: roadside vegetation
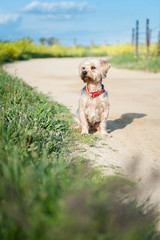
[109,54,160,73]
[0,68,160,239]
[0,38,160,72]
[0,39,134,61]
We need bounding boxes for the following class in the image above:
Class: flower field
[0,38,159,63]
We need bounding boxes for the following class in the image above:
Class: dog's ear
[100,60,110,78]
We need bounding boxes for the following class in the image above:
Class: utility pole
[73,38,77,47]
[132,28,135,46]
[90,40,93,53]
[135,20,139,57]
[146,18,150,57]
[54,38,58,45]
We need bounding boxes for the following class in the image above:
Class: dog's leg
[79,108,89,135]
[95,122,101,132]
[74,115,81,131]
[78,96,89,135]
[100,109,110,137]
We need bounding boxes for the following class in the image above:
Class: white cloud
[41,14,72,20]
[0,13,20,24]
[23,1,93,15]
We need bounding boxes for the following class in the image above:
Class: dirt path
[4,58,160,205]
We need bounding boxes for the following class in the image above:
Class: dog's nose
[82,71,87,76]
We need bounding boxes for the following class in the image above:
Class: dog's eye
[82,67,85,70]
[91,66,96,70]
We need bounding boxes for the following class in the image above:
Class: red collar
[86,84,104,98]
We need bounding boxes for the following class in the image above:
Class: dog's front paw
[101,131,111,138]
[75,125,81,131]
[81,130,88,136]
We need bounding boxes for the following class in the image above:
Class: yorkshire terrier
[75,58,111,137]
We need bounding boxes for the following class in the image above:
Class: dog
[74,58,110,137]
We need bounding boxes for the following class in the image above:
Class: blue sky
[0,0,160,45]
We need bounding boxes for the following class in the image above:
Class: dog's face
[79,58,110,83]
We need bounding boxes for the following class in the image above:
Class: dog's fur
[74,58,110,137]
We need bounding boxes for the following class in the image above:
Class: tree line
[39,37,59,46]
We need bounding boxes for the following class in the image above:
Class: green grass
[109,54,160,72]
[0,69,160,240]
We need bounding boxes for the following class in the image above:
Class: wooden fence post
[135,20,139,57]
[146,18,150,57]
[132,28,135,45]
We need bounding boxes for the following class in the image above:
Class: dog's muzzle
[82,71,87,76]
